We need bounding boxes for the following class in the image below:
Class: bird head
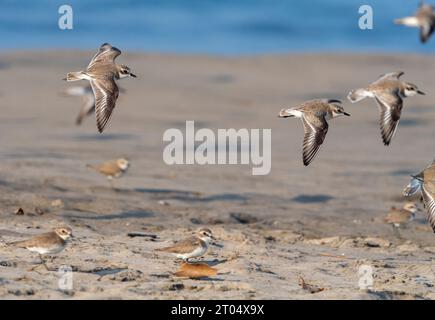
[54,227,73,240]
[118,65,136,78]
[196,228,215,243]
[403,202,421,213]
[403,83,425,97]
[116,158,130,171]
[331,105,351,118]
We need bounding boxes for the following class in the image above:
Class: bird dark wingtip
[420,32,429,43]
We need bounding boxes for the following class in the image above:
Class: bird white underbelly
[80,73,94,81]
[399,17,420,27]
[27,245,65,255]
[365,91,375,98]
[287,109,303,118]
[176,246,207,260]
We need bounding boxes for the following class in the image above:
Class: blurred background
[1,0,434,54]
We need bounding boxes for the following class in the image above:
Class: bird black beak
[130,73,137,78]
[417,90,425,95]
[343,112,351,116]
[212,242,223,248]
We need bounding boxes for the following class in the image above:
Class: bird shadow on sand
[71,133,137,141]
[0,179,9,187]
[295,92,344,101]
[129,188,250,203]
[206,73,236,84]
[200,259,228,267]
[390,169,415,177]
[399,118,426,126]
[0,62,10,70]
[64,210,154,220]
[0,179,69,193]
[292,194,334,204]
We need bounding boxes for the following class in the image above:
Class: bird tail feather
[347,88,369,103]
[64,71,85,82]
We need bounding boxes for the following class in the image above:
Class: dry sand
[0,52,434,299]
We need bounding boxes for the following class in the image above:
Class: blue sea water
[0,0,434,54]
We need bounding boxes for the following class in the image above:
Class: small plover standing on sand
[403,160,435,233]
[395,1,435,43]
[347,72,424,146]
[9,227,72,269]
[155,228,215,262]
[384,202,420,228]
[278,99,350,166]
[87,158,130,187]
[64,43,136,133]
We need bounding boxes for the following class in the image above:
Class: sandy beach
[0,52,434,299]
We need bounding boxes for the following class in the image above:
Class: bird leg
[107,177,115,189]
[28,254,48,272]
[40,254,50,270]
[392,225,403,240]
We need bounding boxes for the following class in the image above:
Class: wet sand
[0,52,434,299]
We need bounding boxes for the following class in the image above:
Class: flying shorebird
[9,227,73,270]
[64,43,136,133]
[347,72,424,146]
[403,159,435,233]
[278,99,350,166]
[155,228,215,262]
[61,85,126,126]
[395,1,435,43]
